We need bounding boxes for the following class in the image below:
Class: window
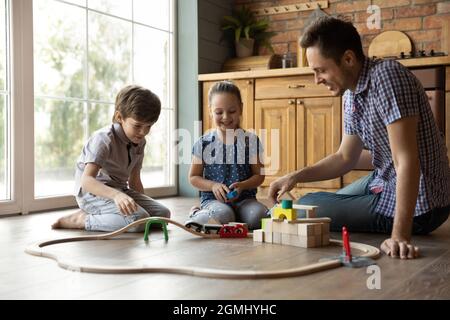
[1,0,176,214]
[33,0,175,198]
[0,0,10,202]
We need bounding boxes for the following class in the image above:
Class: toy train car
[184,221,248,238]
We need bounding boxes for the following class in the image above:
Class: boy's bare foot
[51,210,87,230]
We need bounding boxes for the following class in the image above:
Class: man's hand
[113,192,138,216]
[380,238,419,259]
[268,172,298,205]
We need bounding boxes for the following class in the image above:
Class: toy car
[219,223,248,238]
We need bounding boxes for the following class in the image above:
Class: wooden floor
[1,196,449,300]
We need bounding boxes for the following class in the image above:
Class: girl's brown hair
[112,85,161,123]
[208,81,242,106]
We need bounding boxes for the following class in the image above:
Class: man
[268,17,450,260]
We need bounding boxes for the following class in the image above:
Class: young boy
[52,85,170,232]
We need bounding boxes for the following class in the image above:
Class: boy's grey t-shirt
[74,122,146,197]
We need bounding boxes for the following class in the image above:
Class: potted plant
[221,6,276,58]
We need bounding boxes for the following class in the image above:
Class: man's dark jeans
[298,172,450,234]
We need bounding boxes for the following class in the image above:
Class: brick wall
[233,0,450,58]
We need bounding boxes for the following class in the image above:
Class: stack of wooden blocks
[253,202,330,248]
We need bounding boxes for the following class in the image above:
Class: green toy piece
[281,199,293,209]
[144,219,169,241]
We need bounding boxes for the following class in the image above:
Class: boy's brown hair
[112,85,161,123]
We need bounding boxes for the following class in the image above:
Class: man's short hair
[300,16,365,64]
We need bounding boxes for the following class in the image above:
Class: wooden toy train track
[25,217,380,279]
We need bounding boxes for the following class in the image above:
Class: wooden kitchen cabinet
[199,56,450,198]
[254,99,296,187]
[254,97,341,190]
[253,76,342,190]
[297,97,342,189]
[201,79,254,132]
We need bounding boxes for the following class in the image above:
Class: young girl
[52,85,170,232]
[187,81,268,230]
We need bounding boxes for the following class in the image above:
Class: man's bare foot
[51,210,87,230]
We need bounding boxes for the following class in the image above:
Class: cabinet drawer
[255,76,331,99]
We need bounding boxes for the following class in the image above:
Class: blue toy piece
[281,199,293,209]
[226,189,238,199]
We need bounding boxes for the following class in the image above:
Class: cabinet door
[201,79,254,133]
[297,97,342,189]
[255,99,296,186]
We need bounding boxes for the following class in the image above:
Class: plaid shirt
[344,58,450,217]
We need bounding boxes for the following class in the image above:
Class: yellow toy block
[273,207,297,221]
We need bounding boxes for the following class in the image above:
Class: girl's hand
[113,192,138,216]
[228,182,243,201]
[211,183,230,203]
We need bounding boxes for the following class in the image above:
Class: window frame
[0,0,177,215]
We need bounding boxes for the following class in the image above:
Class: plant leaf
[235,28,242,42]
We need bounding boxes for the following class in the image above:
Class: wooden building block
[281,233,290,245]
[281,220,299,235]
[273,232,282,244]
[322,233,330,246]
[272,220,284,233]
[292,204,318,211]
[262,218,273,233]
[253,229,264,242]
[292,204,318,218]
[287,217,331,224]
[298,223,321,236]
[289,234,317,248]
[313,223,322,235]
[265,231,273,243]
[314,234,322,246]
[321,222,330,234]
[305,208,316,218]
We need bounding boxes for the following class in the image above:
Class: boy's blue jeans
[298,172,450,235]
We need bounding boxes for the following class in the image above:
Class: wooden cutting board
[368,31,412,58]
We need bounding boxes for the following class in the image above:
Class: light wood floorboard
[1,197,449,299]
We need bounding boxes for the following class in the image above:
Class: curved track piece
[26,217,380,279]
